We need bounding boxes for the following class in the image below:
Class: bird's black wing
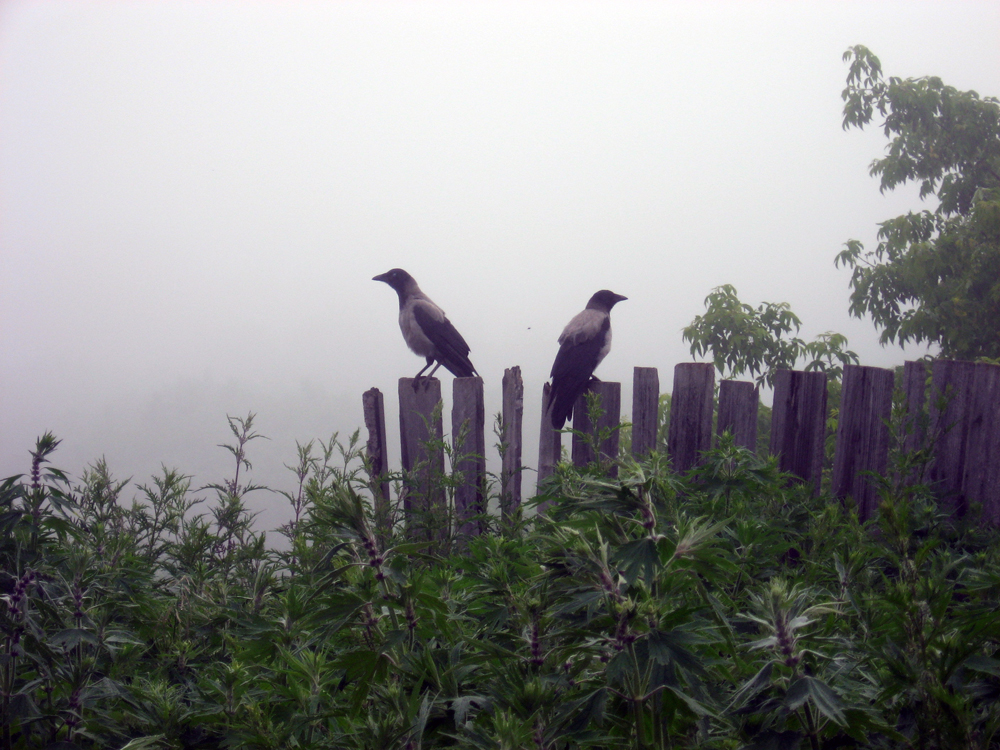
[548,317,609,428]
[413,304,477,377]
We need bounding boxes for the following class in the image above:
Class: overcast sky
[2,1,999,534]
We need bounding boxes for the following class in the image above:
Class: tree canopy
[836,45,1000,360]
[683,284,858,387]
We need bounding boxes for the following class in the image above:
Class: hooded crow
[374,268,477,380]
[547,290,627,428]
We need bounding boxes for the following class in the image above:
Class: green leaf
[614,537,661,584]
[743,729,804,750]
[80,677,130,702]
[646,629,706,675]
[451,694,489,728]
[665,684,719,718]
[804,676,847,726]
[553,687,607,735]
[783,677,810,711]
[964,654,1000,677]
[728,660,775,710]
[389,541,434,556]
[9,691,39,719]
[49,629,99,649]
[117,737,166,750]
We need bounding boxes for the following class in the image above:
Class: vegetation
[837,45,1000,359]
[3,410,999,750]
[682,285,859,388]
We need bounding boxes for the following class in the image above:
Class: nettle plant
[2,401,999,749]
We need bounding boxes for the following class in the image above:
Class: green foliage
[2,417,999,750]
[837,45,1000,359]
[683,284,858,387]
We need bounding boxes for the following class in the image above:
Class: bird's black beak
[373,272,388,283]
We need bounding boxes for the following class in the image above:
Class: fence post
[903,360,930,458]
[537,382,560,500]
[362,387,391,538]
[632,367,660,457]
[501,366,524,520]
[452,377,486,539]
[571,381,622,476]
[668,363,715,473]
[928,360,977,517]
[831,364,894,521]
[770,370,827,494]
[961,362,1000,527]
[717,380,758,451]
[398,377,445,544]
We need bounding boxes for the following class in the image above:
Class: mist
[2,1,998,534]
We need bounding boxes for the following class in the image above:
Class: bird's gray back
[558,308,608,347]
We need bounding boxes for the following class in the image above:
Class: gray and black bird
[547,290,627,428]
[373,268,477,380]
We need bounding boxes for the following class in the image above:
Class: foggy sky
[2,1,999,534]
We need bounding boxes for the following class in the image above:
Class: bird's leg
[413,358,434,389]
[426,361,442,378]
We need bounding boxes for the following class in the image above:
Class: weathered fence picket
[452,377,486,538]
[832,364,894,521]
[928,359,977,516]
[398,377,445,544]
[667,363,715,474]
[571,381,622,477]
[362,387,391,537]
[903,360,929,459]
[717,380,758,451]
[631,367,660,457]
[501,366,524,519]
[899,359,1000,523]
[770,369,827,495]
[537,382,560,494]
[965,363,1000,526]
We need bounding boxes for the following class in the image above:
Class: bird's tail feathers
[438,344,477,378]
[549,389,574,429]
[444,358,477,378]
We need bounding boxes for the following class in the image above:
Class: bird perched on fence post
[547,290,627,428]
[373,268,478,383]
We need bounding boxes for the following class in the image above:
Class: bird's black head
[373,268,415,295]
[586,290,628,312]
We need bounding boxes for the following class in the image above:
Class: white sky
[2,1,999,533]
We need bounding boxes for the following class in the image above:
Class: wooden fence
[362,360,1000,539]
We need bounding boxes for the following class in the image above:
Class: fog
[2,1,998,534]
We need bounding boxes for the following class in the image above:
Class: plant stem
[803,702,820,750]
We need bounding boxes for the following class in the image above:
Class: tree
[836,45,1000,360]
[683,284,858,387]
